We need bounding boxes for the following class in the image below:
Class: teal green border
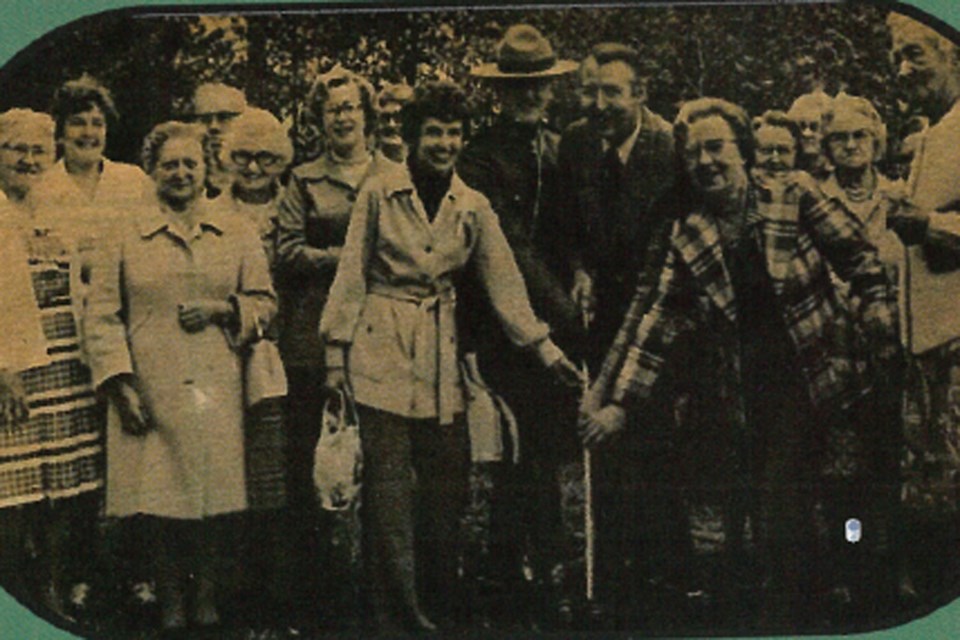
[1,0,958,637]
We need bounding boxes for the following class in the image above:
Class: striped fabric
[0,232,103,510]
[610,175,896,414]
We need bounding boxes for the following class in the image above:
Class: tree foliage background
[0,1,920,167]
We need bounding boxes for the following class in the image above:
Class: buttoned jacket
[321,163,551,424]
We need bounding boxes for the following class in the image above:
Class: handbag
[460,354,520,464]
[244,337,288,408]
[313,387,363,511]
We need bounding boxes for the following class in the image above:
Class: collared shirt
[601,111,644,166]
[321,162,552,423]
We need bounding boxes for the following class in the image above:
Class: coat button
[424,245,433,253]
[347,193,356,202]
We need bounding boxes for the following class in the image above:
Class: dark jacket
[555,107,676,359]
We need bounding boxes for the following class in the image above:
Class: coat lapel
[675,211,738,323]
[752,182,798,286]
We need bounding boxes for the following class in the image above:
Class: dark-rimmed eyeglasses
[230,150,282,168]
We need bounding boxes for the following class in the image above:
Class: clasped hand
[177,299,233,333]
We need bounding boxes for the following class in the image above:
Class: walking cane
[580,311,595,604]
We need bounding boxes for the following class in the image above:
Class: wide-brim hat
[471,24,578,79]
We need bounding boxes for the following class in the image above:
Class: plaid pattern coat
[608,173,896,422]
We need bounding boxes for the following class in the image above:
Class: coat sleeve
[276,172,338,278]
[0,224,49,372]
[469,202,551,349]
[796,177,896,325]
[83,230,135,390]
[319,183,378,360]
[229,222,279,349]
[592,215,675,401]
[609,238,697,411]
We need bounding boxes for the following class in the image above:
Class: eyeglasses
[325,103,360,117]
[1,143,49,159]
[683,138,737,161]
[231,150,283,168]
[826,130,872,145]
[756,144,795,157]
[796,120,820,133]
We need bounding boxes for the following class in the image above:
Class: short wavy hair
[753,109,802,156]
[0,108,55,149]
[221,107,294,168]
[141,121,207,175]
[376,81,414,111]
[305,66,377,137]
[821,93,887,164]
[401,80,471,146]
[674,97,754,171]
[50,75,118,141]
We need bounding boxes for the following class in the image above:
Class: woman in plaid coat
[579,98,899,629]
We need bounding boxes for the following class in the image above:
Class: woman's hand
[0,368,29,428]
[177,299,234,333]
[578,381,605,424]
[579,403,627,448]
[105,377,151,436]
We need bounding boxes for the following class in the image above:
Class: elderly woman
[819,94,908,612]
[275,66,386,624]
[320,80,580,632]
[0,109,103,618]
[84,121,276,632]
[787,90,834,179]
[579,98,897,628]
[752,110,801,185]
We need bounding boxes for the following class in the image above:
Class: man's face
[825,111,876,171]
[891,28,957,111]
[192,87,245,155]
[62,104,106,168]
[0,123,54,201]
[576,56,600,112]
[414,117,463,176]
[376,101,404,147]
[586,60,643,146]
[153,136,205,206]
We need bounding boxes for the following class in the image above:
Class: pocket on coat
[348,297,406,383]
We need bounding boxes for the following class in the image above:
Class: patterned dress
[0,227,103,509]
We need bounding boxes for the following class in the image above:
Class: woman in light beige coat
[85,121,276,632]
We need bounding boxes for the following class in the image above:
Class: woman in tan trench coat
[84,121,277,632]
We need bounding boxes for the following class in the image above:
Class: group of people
[1,9,960,637]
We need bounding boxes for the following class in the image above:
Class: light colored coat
[320,163,552,425]
[905,101,960,353]
[85,201,276,519]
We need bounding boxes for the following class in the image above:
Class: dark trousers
[282,365,360,628]
[356,404,470,630]
[591,416,693,627]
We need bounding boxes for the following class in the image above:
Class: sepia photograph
[1,0,960,638]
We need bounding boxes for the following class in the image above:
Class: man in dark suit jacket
[457,24,584,629]
[556,43,690,627]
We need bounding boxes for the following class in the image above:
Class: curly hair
[221,107,294,168]
[821,93,887,164]
[50,74,118,141]
[141,121,206,175]
[401,80,471,146]
[674,97,754,170]
[0,108,55,149]
[753,109,802,156]
[305,66,377,138]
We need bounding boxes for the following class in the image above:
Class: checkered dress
[0,232,103,509]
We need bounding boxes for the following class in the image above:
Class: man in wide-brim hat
[458,23,584,630]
